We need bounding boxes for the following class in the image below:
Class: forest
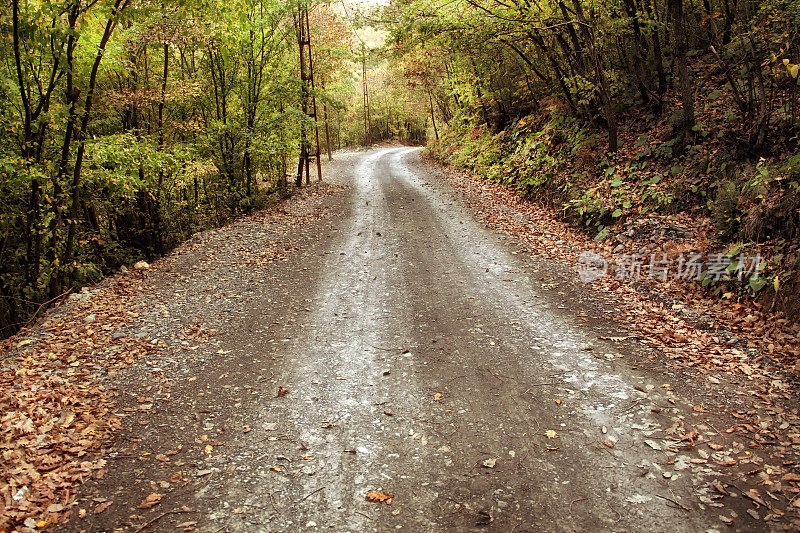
[381,0,800,318]
[4,0,800,530]
[2,0,800,336]
[0,0,433,337]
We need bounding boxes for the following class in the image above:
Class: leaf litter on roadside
[0,274,156,531]
[0,183,346,531]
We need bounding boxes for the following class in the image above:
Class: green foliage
[0,0,359,337]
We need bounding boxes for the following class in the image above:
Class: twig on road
[621,399,643,413]
[133,509,191,532]
[569,498,587,513]
[299,486,326,503]
[706,420,723,437]
[354,510,373,520]
[656,494,690,512]
[269,492,282,515]
[608,502,622,523]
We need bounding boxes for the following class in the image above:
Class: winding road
[69,147,740,532]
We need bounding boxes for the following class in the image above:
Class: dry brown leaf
[138,493,162,509]
[680,429,699,444]
[94,501,113,514]
[366,491,393,504]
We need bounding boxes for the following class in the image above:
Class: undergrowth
[428,109,800,318]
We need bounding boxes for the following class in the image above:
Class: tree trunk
[571,0,618,152]
[428,87,439,141]
[60,0,131,289]
[323,103,332,161]
[668,0,695,131]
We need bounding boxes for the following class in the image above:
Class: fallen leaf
[680,429,700,444]
[94,501,112,514]
[433,393,443,401]
[277,386,290,397]
[603,438,615,448]
[545,430,558,439]
[138,493,162,509]
[482,458,497,468]
[366,491,393,504]
[169,471,183,483]
[61,410,76,428]
[554,398,562,406]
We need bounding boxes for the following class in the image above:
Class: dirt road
[66,147,752,532]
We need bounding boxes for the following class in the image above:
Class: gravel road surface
[66,147,745,532]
